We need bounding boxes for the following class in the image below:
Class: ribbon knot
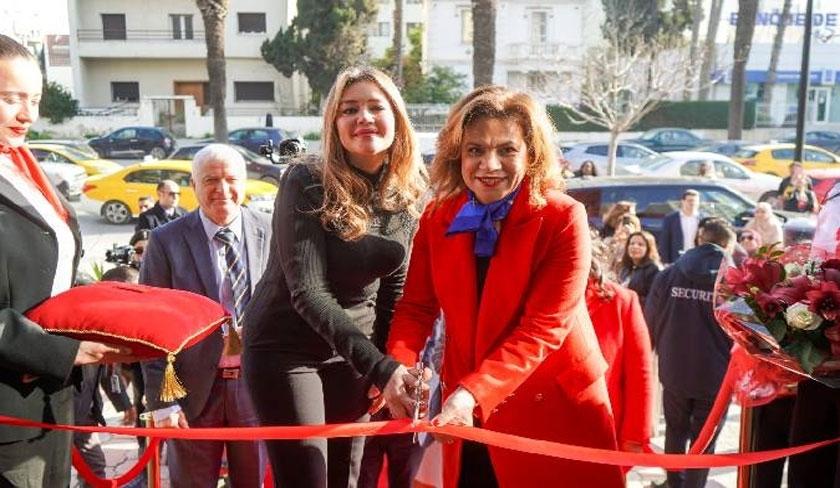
[445,187,520,257]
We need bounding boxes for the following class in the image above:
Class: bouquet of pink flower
[714,244,840,406]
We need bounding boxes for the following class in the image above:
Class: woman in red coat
[587,255,654,456]
[384,86,624,487]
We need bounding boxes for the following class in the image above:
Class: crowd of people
[0,31,836,488]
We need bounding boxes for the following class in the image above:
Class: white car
[36,160,87,202]
[634,151,781,202]
[561,142,658,175]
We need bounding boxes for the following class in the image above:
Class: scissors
[411,361,424,444]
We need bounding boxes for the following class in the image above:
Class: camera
[105,244,136,267]
[259,138,306,165]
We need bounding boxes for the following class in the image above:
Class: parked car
[170,143,286,186]
[731,143,840,176]
[29,142,122,176]
[564,176,792,240]
[31,139,101,159]
[781,130,840,155]
[81,160,278,224]
[228,127,291,154]
[561,142,657,175]
[694,140,754,157]
[88,127,177,159]
[805,168,840,203]
[34,158,87,202]
[633,151,781,202]
[625,128,712,152]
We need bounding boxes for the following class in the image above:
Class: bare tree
[472,0,497,87]
[728,0,758,140]
[197,0,229,142]
[540,32,706,176]
[392,0,404,86]
[698,0,724,101]
[763,0,793,111]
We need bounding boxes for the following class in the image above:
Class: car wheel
[101,200,132,225]
[260,175,279,186]
[150,146,167,159]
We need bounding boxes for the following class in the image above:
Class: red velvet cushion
[25,281,228,359]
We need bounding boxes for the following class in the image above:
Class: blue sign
[729,11,839,27]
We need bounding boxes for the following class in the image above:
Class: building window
[234,81,274,102]
[238,13,267,33]
[460,9,473,44]
[170,14,194,40]
[374,22,390,37]
[406,22,422,34]
[406,0,422,4]
[101,14,127,40]
[111,82,140,102]
[530,11,548,44]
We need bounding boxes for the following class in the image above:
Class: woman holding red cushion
[384,86,624,487]
[0,35,124,485]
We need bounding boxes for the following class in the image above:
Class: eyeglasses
[165,191,180,196]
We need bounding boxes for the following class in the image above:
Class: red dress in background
[586,280,654,452]
[387,183,624,488]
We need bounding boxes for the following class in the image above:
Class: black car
[564,176,790,239]
[170,143,286,185]
[626,128,711,153]
[88,126,176,159]
[228,127,290,154]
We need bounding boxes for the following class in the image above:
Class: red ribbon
[71,438,161,488]
[2,414,839,474]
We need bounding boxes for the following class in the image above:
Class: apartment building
[368,0,427,59]
[68,0,307,115]
[424,0,602,94]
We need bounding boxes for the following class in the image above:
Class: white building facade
[424,0,602,93]
[368,0,427,59]
[68,0,308,129]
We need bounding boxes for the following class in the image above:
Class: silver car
[36,160,87,201]
[561,142,659,175]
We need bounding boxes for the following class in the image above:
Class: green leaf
[765,318,787,342]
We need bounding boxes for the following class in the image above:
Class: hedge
[547,101,756,132]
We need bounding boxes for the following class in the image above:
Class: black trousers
[662,388,727,488]
[788,380,840,488]
[358,411,425,488]
[244,352,371,488]
[749,396,795,488]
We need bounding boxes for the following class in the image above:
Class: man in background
[135,180,186,231]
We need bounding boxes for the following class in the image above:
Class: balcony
[76,29,207,59]
[503,43,582,65]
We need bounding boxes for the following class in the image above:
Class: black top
[243,162,417,389]
[476,255,491,298]
[618,260,661,309]
[135,202,186,231]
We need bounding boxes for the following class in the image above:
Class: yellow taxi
[731,143,840,176]
[82,160,278,224]
[28,142,122,176]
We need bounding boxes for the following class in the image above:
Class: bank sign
[725,0,840,44]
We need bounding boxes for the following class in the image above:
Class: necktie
[214,228,251,329]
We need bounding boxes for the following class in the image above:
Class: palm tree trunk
[763,0,793,112]
[472,0,497,87]
[684,0,704,100]
[698,0,724,101]
[392,0,404,86]
[197,0,229,142]
[728,0,758,140]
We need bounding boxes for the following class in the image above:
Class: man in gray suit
[140,144,271,487]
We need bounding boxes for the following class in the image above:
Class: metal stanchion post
[140,413,161,488]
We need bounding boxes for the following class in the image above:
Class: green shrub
[303,131,321,141]
[26,129,54,140]
[39,81,79,124]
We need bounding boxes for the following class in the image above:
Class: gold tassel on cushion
[160,353,187,402]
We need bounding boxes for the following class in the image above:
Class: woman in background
[618,230,662,310]
[744,202,783,247]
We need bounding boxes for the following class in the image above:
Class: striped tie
[214,227,251,328]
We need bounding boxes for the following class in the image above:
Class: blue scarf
[445,187,521,257]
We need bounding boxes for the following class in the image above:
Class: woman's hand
[432,386,476,428]
[371,364,432,419]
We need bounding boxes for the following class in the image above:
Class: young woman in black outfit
[242,66,428,488]
[618,230,662,311]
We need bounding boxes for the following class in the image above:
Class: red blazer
[586,281,654,449]
[387,184,624,487]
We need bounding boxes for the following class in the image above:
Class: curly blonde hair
[430,85,562,206]
[319,66,427,241]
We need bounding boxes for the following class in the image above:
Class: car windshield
[697,187,753,222]
[234,146,267,163]
[733,149,759,158]
[60,146,95,160]
[640,131,659,140]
